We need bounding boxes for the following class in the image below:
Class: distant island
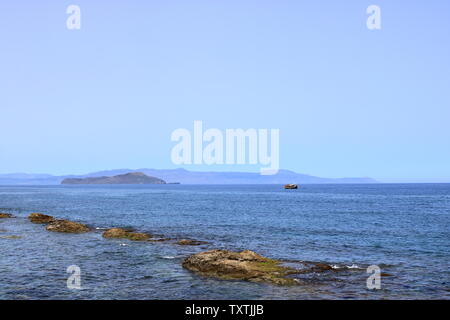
[61,172,166,185]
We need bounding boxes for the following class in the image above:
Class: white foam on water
[331,265,341,269]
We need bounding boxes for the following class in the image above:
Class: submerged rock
[0,235,22,239]
[182,249,298,285]
[311,262,333,272]
[127,232,151,241]
[102,228,151,241]
[46,220,89,233]
[147,238,172,242]
[28,213,55,224]
[176,239,208,246]
[0,213,13,218]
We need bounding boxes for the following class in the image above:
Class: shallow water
[0,184,449,299]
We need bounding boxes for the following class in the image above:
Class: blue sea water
[0,184,449,300]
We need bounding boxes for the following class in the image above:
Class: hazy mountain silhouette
[0,169,377,185]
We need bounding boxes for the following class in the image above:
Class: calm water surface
[0,184,449,299]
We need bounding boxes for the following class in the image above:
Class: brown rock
[126,232,151,241]
[182,249,298,285]
[46,220,89,233]
[28,213,55,224]
[0,213,13,218]
[311,262,334,272]
[176,239,208,246]
[103,228,128,238]
[381,272,393,277]
[147,238,172,242]
[102,228,151,241]
[239,250,266,261]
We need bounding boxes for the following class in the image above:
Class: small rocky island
[182,250,299,285]
[61,172,166,185]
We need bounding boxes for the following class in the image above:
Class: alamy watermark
[366,265,381,290]
[66,5,81,30]
[64,263,383,291]
[67,265,81,289]
[171,121,280,175]
[367,5,381,30]
[64,5,380,31]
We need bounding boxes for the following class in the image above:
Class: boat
[284,184,298,189]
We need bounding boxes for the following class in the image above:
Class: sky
[0,0,449,182]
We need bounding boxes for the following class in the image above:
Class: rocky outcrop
[102,228,151,241]
[182,249,299,285]
[126,232,151,241]
[103,227,128,238]
[181,250,343,285]
[102,231,205,244]
[46,220,89,233]
[176,239,208,246]
[28,213,55,224]
[61,172,166,185]
[0,213,13,218]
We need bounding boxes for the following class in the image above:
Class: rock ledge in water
[102,228,151,241]
[46,220,89,233]
[182,249,298,285]
[0,235,22,239]
[0,213,13,218]
[177,239,209,246]
[28,213,55,224]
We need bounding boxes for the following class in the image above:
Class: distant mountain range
[0,168,377,185]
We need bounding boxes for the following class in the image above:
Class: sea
[0,184,449,300]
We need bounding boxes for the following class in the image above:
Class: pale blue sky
[0,0,449,182]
